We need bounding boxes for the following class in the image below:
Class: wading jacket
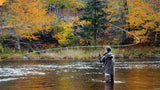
[99,52,114,75]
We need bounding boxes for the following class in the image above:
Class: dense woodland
[0,0,160,51]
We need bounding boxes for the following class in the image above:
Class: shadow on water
[0,59,160,90]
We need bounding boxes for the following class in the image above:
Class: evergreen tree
[79,0,107,46]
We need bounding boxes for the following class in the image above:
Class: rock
[23,56,28,61]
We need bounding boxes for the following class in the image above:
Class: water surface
[0,59,160,90]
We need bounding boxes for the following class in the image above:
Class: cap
[105,46,111,52]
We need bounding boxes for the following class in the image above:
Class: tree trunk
[121,0,129,43]
[0,6,4,48]
[27,42,33,52]
[59,8,62,22]
[16,35,21,50]
[55,7,58,21]
[94,29,97,47]
[122,0,128,25]
[67,8,70,20]
[155,31,157,42]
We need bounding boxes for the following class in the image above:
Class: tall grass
[39,47,160,60]
[0,47,29,60]
[1,47,160,60]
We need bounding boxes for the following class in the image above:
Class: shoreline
[1,55,160,61]
[1,47,160,61]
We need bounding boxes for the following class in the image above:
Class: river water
[0,59,160,90]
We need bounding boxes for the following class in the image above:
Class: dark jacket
[99,52,114,74]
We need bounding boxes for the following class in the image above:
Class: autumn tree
[41,0,84,46]
[0,0,5,6]
[71,16,91,46]
[105,0,129,25]
[53,20,73,46]
[150,0,160,43]
[53,16,90,46]
[79,0,107,46]
[0,0,6,47]
[126,0,160,44]
[7,0,55,49]
[104,0,130,44]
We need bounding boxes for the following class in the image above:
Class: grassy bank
[39,48,160,60]
[1,47,160,61]
[0,47,29,60]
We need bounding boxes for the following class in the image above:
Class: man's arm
[99,55,106,63]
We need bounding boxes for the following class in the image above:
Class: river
[0,59,160,90]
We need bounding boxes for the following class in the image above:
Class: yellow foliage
[71,16,91,27]
[126,0,158,27]
[0,0,5,6]
[54,21,73,43]
[104,0,127,22]
[54,16,90,44]
[126,0,160,43]
[70,0,84,13]
[155,27,160,32]
[105,0,160,43]
[7,0,56,41]
[130,29,150,43]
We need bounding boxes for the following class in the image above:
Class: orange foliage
[126,0,160,43]
[0,0,5,6]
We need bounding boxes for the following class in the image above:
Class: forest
[0,0,160,89]
[0,0,160,60]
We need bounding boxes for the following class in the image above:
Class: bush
[59,41,69,47]
[3,48,12,53]
[1,54,10,59]
[0,44,3,53]
[111,38,120,45]
[151,49,160,55]
[69,36,80,46]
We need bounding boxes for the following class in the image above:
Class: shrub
[151,49,160,55]
[1,54,10,59]
[59,41,69,47]
[0,44,3,53]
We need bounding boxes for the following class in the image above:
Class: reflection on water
[0,59,160,90]
[105,83,114,90]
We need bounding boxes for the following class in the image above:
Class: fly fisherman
[98,46,114,83]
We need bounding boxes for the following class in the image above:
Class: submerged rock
[23,56,28,61]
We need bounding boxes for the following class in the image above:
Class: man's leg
[105,73,111,83]
[111,74,114,83]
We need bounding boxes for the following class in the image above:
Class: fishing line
[1,24,140,61]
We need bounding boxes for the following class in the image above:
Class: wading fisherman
[98,46,114,83]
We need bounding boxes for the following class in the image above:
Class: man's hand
[99,53,101,56]
[98,53,101,60]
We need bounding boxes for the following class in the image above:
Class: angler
[98,46,115,83]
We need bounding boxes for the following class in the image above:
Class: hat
[105,46,111,52]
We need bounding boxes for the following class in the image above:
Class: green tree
[79,0,107,46]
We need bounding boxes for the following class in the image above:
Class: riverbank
[0,47,160,61]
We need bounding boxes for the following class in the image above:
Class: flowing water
[0,59,160,90]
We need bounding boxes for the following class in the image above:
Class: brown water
[0,59,160,90]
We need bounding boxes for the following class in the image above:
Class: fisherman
[98,46,114,83]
